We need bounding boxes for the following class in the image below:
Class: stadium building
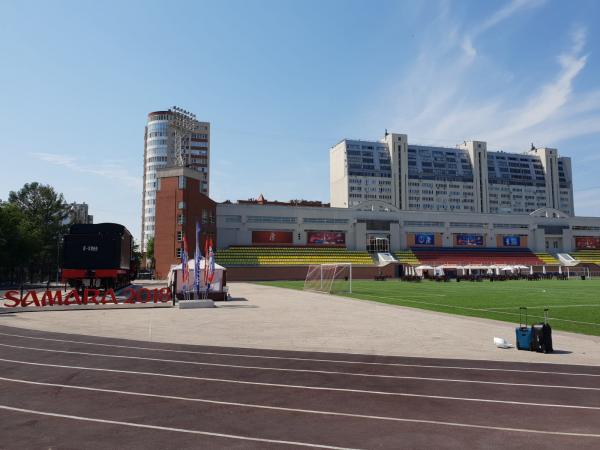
[330,132,574,215]
[211,132,599,281]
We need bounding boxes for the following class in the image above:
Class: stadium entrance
[545,237,563,252]
[367,235,390,253]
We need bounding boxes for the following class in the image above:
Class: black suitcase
[532,308,553,353]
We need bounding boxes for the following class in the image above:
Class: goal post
[303,263,352,294]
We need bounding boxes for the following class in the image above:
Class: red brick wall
[225,264,396,281]
[155,175,216,279]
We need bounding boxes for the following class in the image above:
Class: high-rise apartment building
[141,107,210,251]
[330,132,574,216]
[64,202,93,225]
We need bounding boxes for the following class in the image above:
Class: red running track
[0,324,599,449]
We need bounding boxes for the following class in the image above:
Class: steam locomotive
[61,223,136,290]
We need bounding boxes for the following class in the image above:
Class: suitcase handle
[519,307,527,328]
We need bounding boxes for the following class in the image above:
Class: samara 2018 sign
[3,287,171,308]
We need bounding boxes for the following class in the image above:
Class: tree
[0,202,40,283]
[8,182,70,282]
[146,237,155,268]
[131,239,142,276]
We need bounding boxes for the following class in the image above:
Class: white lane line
[0,331,598,377]
[2,375,600,413]
[487,305,600,310]
[1,343,598,391]
[350,292,600,327]
[0,405,356,449]
[6,403,597,441]
[2,358,600,410]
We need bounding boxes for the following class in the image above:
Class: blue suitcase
[516,307,533,351]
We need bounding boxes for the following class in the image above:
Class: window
[449,222,487,228]
[403,221,444,227]
[303,218,349,224]
[178,201,186,209]
[178,176,186,189]
[493,223,529,229]
[223,215,241,223]
[247,216,297,223]
[177,231,183,242]
[176,248,182,258]
[177,214,185,225]
[202,209,208,224]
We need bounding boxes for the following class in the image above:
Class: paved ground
[0,324,599,449]
[2,282,600,365]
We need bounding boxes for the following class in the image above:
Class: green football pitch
[259,279,600,336]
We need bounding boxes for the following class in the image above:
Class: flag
[208,239,215,284]
[194,221,201,297]
[182,235,190,290]
[204,237,210,286]
[206,239,215,291]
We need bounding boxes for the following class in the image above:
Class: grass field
[259,279,600,336]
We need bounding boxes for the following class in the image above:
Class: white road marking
[2,357,600,412]
[0,330,598,377]
[2,375,600,413]
[1,343,599,390]
[0,404,356,449]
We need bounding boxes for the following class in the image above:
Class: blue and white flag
[194,221,201,298]
[207,239,215,290]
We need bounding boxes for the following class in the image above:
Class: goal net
[303,263,352,294]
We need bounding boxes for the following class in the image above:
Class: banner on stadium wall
[252,231,293,244]
[456,234,484,246]
[503,235,521,247]
[307,231,345,245]
[575,236,600,249]
[414,233,434,246]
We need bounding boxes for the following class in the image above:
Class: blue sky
[1,0,599,243]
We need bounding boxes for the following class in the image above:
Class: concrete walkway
[1,282,599,365]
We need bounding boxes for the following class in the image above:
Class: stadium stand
[405,247,545,266]
[534,252,560,264]
[215,246,375,266]
[571,250,600,264]
[394,250,419,265]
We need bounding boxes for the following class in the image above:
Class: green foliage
[146,237,155,267]
[1,182,70,283]
[259,279,600,336]
[0,202,39,270]
[132,240,142,270]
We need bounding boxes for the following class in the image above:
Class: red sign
[252,231,293,245]
[575,236,600,250]
[3,288,171,308]
[307,231,346,246]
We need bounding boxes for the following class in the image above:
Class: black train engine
[61,223,135,290]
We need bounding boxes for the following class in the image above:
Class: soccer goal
[303,263,352,294]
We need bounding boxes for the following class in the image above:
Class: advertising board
[456,234,484,246]
[503,235,521,247]
[414,233,434,246]
[307,231,345,245]
[251,231,293,245]
[575,236,600,250]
